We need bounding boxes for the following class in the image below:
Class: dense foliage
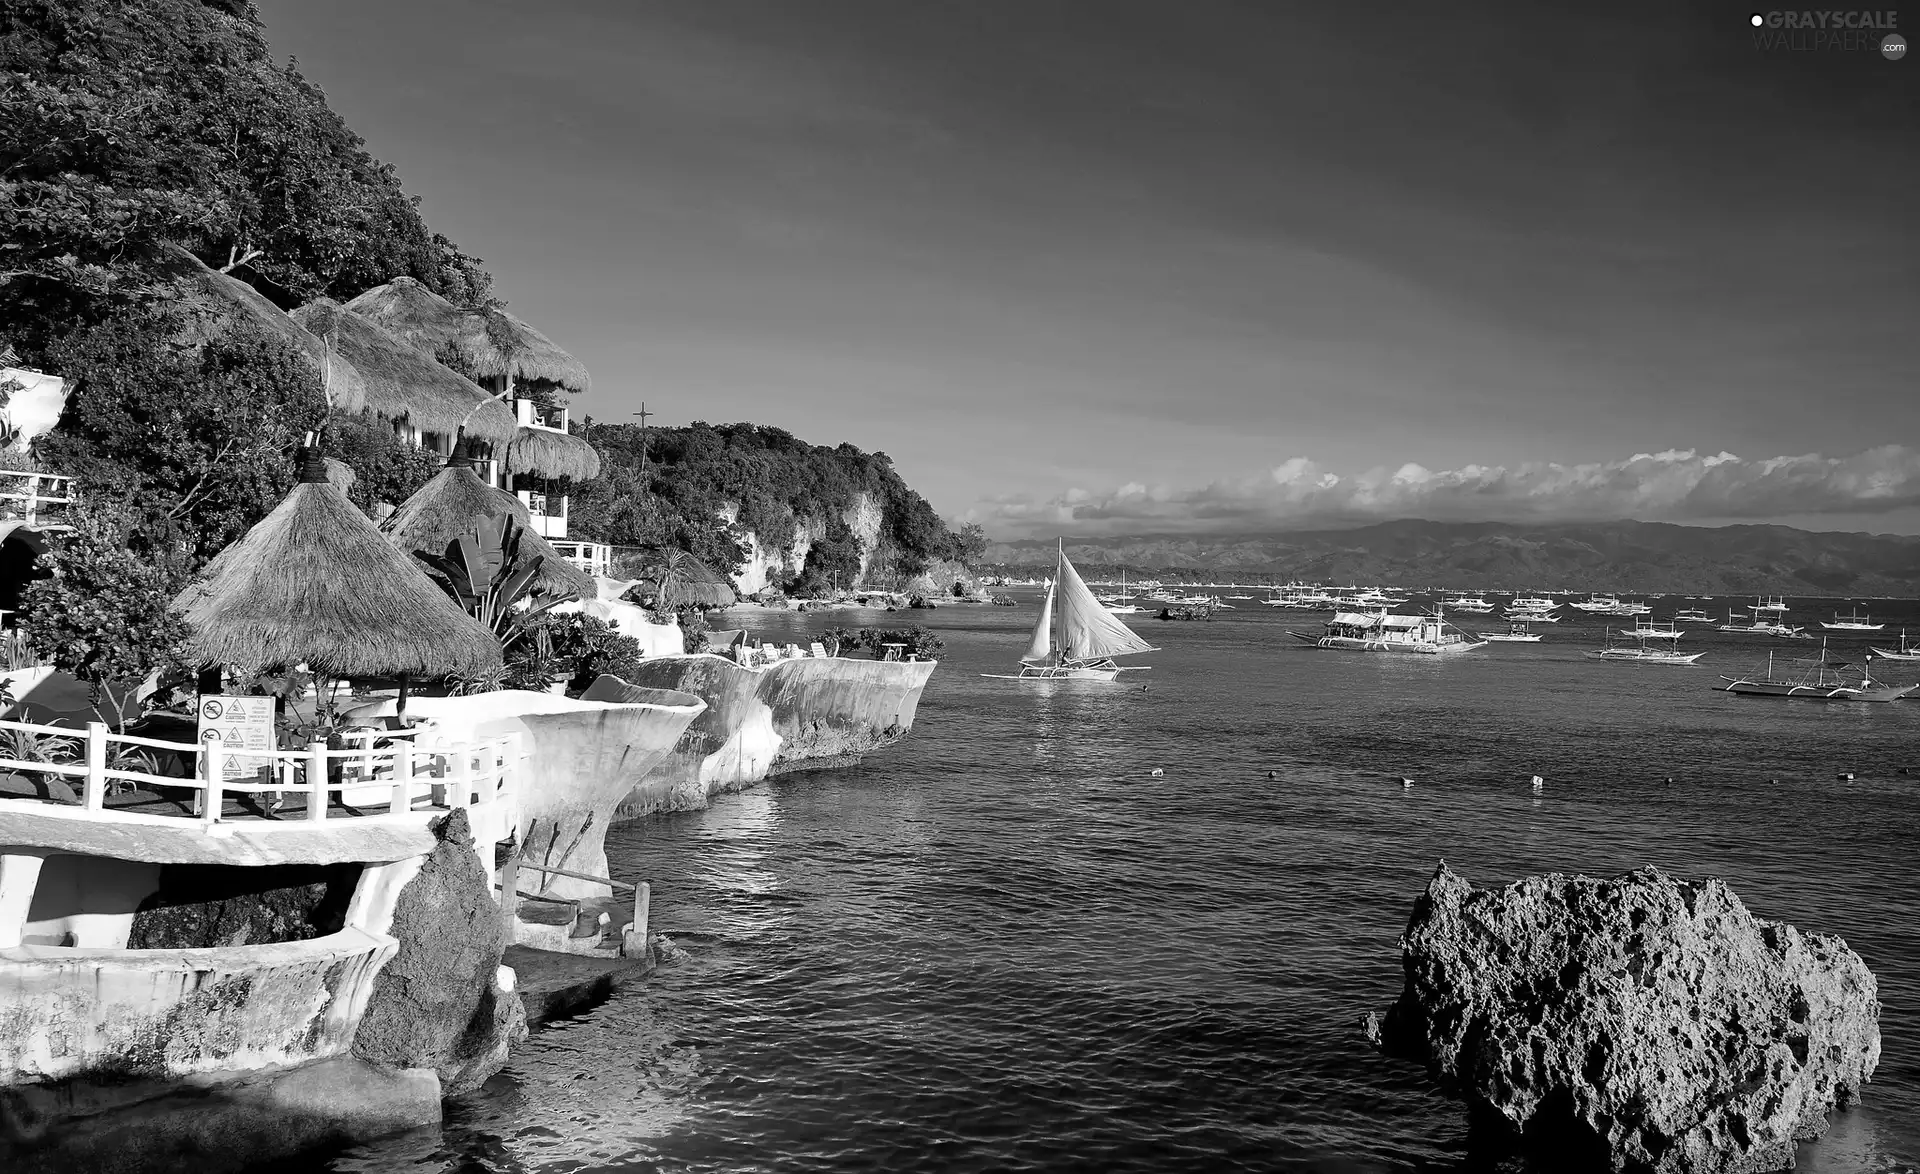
[34,314,328,560]
[319,410,443,514]
[0,0,493,344]
[570,421,982,586]
[19,501,190,692]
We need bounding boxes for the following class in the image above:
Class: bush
[850,626,943,661]
[320,411,445,515]
[18,500,191,698]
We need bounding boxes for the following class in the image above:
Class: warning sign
[196,694,278,781]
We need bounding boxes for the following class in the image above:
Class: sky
[255,0,1919,537]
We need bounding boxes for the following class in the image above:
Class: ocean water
[329,594,1920,1174]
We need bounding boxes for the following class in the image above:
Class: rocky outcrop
[350,810,525,1095]
[126,863,359,949]
[592,654,935,819]
[1371,864,1880,1174]
[723,491,887,593]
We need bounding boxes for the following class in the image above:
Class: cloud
[980,445,1920,535]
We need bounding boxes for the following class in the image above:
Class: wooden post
[306,741,329,822]
[390,736,414,815]
[622,881,651,959]
[83,722,108,811]
[498,848,520,946]
[201,739,225,824]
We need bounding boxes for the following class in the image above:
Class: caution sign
[196,694,277,781]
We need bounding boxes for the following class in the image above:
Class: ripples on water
[326,597,1920,1173]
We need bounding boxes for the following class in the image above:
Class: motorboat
[1720,642,1915,701]
[1294,605,1487,654]
[1869,631,1920,661]
[1441,594,1496,613]
[1674,608,1713,624]
[1751,596,1790,613]
[1585,627,1703,665]
[1571,594,1624,612]
[1480,620,1544,643]
[1821,609,1884,632]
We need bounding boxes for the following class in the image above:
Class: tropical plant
[850,626,944,661]
[415,513,564,652]
[17,498,191,700]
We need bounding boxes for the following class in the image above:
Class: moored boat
[1821,608,1884,632]
[1869,630,1920,661]
[1719,642,1914,701]
[1296,606,1486,654]
[1585,627,1703,665]
[1480,620,1543,643]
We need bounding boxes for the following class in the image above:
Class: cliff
[983,519,1920,594]
[726,490,887,594]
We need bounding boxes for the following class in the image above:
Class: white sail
[1021,581,1054,663]
[1056,552,1156,661]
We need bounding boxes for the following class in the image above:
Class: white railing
[0,472,73,530]
[0,718,520,825]
[514,397,568,433]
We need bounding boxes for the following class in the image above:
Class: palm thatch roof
[343,278,590,394]
[291,299,515,443]
[167,247,368,413]
[471,306,591,393]
[382,459,593,600]
[174,451,503,678]
[636,551,737,609]
[504,425,601,481]
[341,277,492,372]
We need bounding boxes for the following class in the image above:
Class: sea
[323,592,1920,1174]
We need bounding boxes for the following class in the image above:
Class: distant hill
[980,520,1920,596]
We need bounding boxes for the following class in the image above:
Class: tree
[19,499,191,697]
[319,410,443,515]
[34,311,328,561]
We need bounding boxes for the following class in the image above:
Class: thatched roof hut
[291,299,515,444]
[504,425,602,481]
[382,454,594,600]
[174,449,502,678]
[340,277,492,372]
[343,279,590,395]
[168,247,368,413]
[471,306,591,393]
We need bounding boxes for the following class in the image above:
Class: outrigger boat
[1821,608,1884,632]
[1585,627,1703,665]
[1719,642,1915,702]
[1674,608,1713,624]
[1292,605,1486,654]
[1480,619,1543,643]
[1869,630,1920,661]
[984,542,1158,681]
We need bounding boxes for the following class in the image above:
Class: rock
[1373,864,1880,1174]
[351,809,527,1094]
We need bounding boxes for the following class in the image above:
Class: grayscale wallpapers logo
[1748,10,1906,55]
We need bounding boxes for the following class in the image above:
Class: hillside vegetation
[571,421,983,590]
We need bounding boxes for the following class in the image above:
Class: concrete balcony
[514,397,569,434]
[518,489,567,539]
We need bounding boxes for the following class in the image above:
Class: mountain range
[980,520,1920,596]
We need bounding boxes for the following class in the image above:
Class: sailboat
[983,543,1158,681]
[1869,630,1920,661]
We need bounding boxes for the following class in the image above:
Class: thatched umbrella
[341,277,494,374]
[174,449,503,685]
[290,299,516,445]
[167,247,368,413]
[504,425,602,481]
[471,306,591,394]
[636,551,737,610]
[382,448,595,600]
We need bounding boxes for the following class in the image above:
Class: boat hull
[982,661,1144,682]
[1315,636,1486,654]
[1868,647,1920,661]
[1585,650,1703,665]
[1481,633,1542,642]
[1719,678,1915,702]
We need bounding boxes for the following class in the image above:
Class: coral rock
[1374,864,1880,1174]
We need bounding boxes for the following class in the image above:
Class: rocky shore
[1368,864,1881,1174]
